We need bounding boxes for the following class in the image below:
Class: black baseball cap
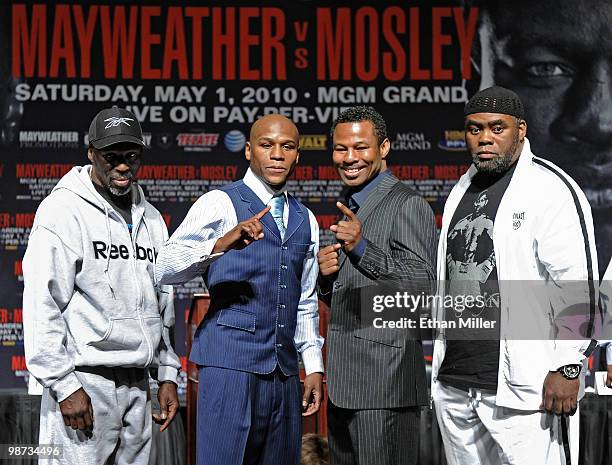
[88,106,147,149]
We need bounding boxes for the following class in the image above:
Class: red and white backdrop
[2,1,605,392]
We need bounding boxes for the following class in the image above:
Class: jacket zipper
[130,216,154,366]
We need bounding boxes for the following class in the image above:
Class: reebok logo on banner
[104,117,134,129]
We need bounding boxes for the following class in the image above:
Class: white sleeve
[535,184,598,368]
[155,190,236,285]
[294,209,324,375]
[154,219,181,384]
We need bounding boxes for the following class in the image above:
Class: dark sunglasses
[98,149,142,165]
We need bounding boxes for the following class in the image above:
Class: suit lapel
[356,173,399,223]
[283,195,304,244]
[237,182,281,241]
[337,173,400,270]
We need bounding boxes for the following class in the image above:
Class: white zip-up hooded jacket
[23,166,180,402]
[432,138,599,410]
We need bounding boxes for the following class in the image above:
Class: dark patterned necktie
[348,197,359,214]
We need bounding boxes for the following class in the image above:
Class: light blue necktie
[269,194,286,239]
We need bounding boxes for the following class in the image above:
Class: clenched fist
[317,243,341,276]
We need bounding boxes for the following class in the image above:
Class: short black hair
[331,106,388,145]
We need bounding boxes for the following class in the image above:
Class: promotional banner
[2,1,609,391]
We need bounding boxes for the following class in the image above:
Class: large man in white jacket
[23,106,181,465]
[432,86,599,465]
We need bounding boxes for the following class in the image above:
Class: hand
[153,382,179,432]
[212,206,270,253]
[317,244,341,277]
[302,372,323,417]
[59,387,94,432]
[329,202,362,253]
[540,371,579,415]
[607,365,612,388]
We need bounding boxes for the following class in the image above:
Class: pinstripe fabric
[191,180,312,375]
[155,169,324,374]
[197,367,302,465]
[327,401,420,465]
[158,170,323,465]
[324,173,437,465]
[326,173,437,409]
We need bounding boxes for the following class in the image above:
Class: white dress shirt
[155,168,324,374]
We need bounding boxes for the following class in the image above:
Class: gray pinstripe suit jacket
[323,173,437,409]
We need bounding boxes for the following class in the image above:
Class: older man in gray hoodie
[23,106,181,465]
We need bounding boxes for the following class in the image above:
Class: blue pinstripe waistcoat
[189,180,312,376]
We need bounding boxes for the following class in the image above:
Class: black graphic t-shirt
[437,163,516,392]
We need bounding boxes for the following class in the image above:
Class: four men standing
[23,91,601,464]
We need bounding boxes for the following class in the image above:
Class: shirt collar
[243,167,288,205]
[348,170,390,208]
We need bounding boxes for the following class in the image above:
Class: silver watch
[557,364,582,380]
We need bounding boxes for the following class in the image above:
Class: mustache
[110,174,135,181]
[474,151,499,156]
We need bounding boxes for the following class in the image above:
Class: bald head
[249,114,299,143]
[246,114,300,189]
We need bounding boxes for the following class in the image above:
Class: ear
[87,148,94,163]
[245,141,251,162]
[380,138,391,159]
[518,119,527,142]
[295,148,300,166]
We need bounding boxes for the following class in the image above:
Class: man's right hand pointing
[213,206,271,253]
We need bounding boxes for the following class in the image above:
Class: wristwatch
[557,364,582,380]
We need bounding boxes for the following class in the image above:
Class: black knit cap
[464,86,525,119]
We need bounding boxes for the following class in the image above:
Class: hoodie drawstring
[103,205,116,299]
[142,218,156,286]
[143,218,166,295]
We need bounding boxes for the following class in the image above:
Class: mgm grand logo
[391,132,431,151]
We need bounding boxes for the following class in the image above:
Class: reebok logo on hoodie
[92,240,157,263]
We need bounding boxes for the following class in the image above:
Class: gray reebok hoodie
[23,165,180,402]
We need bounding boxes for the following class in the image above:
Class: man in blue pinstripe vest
[156,114,324,465]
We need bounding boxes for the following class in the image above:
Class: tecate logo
[176,133,219,152]
[224,130,246,152]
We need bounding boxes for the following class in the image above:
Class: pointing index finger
[336,201,356,220]
[254,205,271,220]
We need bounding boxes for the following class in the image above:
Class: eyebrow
[505,31,600,63]
[334,139,370,146]
[257,136,297,144]
[465,119,506,128]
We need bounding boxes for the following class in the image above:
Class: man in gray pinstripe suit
[318,106,437,465]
